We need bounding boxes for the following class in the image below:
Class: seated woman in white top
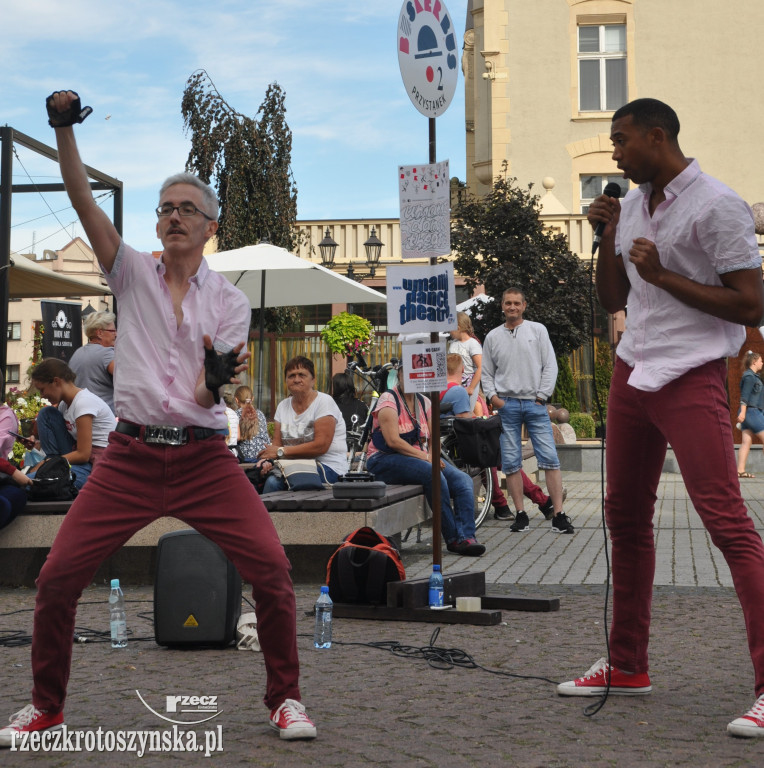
[27,358,117,489]
[258,356,347,493]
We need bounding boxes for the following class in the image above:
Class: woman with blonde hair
[234,385,270,462]
[736,350,764,478]
[448,310,483,411]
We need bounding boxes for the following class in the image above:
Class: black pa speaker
[154,530,242,647]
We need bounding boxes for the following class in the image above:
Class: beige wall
[465,0,764,215]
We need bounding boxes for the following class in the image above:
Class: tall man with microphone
[557,98,764,739]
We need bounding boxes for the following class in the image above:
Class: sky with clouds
[5,0,469,255]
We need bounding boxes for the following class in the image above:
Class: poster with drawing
[386,263,457,334]
[398,160,450,259]
[401,341,448,393]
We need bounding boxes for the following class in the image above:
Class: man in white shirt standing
[557,97,764,739]
[482,288,574,534]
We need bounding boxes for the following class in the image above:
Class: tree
[181,70,300,332]
[451,162,591,356]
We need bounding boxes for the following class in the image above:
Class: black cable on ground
[300,626,560,686]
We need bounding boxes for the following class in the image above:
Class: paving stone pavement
[1,472,764,767]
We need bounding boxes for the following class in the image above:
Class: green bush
[569,412,595,439]
[553,355,580,413]
[593,338,614,420]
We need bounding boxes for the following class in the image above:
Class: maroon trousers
[31,430,301,713]
[607,358,764,696]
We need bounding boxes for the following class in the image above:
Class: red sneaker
[0,705,64,748]
[557,658,652,696]
[269,699,316,740]
[728,694,764,737]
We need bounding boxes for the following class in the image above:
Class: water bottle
[109,579,127,648]
[428,564,444,609]
[313,586,333,649]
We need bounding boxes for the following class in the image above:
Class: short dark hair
[30,358,76,384]
[284,356,315,378]
[502,287,526,303]
[612,98,680,142]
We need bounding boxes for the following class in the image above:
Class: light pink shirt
[104,242,251,428]
[615,159,761,392]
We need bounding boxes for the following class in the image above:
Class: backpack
[28,455,78,501]
[326,527,406,605]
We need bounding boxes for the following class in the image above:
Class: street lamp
[317,227,338,268]
[345,226,384,281]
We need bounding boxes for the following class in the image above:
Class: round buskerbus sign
[397,0,458,118]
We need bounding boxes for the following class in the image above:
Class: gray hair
[83,310,116,339]
[159,173,219,221]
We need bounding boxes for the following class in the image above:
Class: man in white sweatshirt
[481,288,573,534]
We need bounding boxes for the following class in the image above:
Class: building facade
[464,0,764,215]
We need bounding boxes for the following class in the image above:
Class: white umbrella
[7,255,111,299]
[456,293,493,313]
[205,243,386,308]
[206,243,386,406]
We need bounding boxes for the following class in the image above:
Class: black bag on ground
[451,415,503,468]
[28,455,78,501]
[326,527,405,605]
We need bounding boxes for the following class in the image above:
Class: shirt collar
[156,254,210,287]
[638,158,701,202]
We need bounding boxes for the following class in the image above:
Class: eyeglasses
[101,328,117,334]
[155,203,215,220]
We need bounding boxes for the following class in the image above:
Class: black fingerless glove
[46,91,93,128]
[204,347,239,404]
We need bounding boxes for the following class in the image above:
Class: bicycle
[345,354,491,530]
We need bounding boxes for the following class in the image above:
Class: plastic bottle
[428,564,444,609]
[313,586,333,649]
[109,579,127,648]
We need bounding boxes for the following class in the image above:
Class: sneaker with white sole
[269,699,317,740]
[0,704,64,748]
[551,511,575,534]
[509,510,530,532]
[557,658,652,696]
[728,694,764,737]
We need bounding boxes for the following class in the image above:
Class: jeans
[34,406,91,489]
[31,431,301,713]
[262,462,340,494]
[496,398,560,474]
[367,451,476,543]
[0,486,27,531]
[607,358,764,696]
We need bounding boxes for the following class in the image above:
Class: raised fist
[46,91,93,128]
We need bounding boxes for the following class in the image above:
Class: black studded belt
[115,421,221,446]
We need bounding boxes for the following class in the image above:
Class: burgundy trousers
[606,358,764,696]
[31,430,301,713]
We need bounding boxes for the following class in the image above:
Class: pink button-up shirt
[104,242,251,428]
[615,159,761,392]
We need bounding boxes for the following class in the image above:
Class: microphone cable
[582,225,614,718]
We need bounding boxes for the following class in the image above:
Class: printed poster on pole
[386,262,457,334]
[401,341,448,394]
[399,160,450,260]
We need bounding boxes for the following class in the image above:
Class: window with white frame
[580,175,629,214]
[6,365,20,384]
[6,322,21,341]
[578,24,627,112]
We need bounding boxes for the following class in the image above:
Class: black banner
[41,300,82,363]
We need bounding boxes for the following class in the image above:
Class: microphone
[591,182,623,255]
